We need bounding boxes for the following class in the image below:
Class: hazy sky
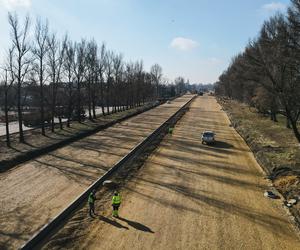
[0,0,289,83]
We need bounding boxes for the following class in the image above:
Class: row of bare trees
[0,13,166,146]
[215,0,300,143]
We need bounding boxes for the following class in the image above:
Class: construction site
[2,1,300,248]
[1,94,300,249]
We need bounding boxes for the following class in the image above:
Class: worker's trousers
[89,202,95,217]
[112,204,120,216]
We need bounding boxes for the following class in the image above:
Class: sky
[0,0,290,83]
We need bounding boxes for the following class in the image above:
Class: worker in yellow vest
[112,191,121,218]
[88,189,97,217]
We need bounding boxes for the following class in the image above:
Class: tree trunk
[286,117,291,129]
[40,91,45,136]
[88,80,92,120]
[100,80,105,115]
[99,78,105,116]
[286,109,300,143]
[106,81,110,115]
[67,81,72,127]
[59,117,63,130]
[270,112,277,122]
[67,103,72,128]
[40,62,45,135]
[92,83,96,119]
[51,81,56,133]
[92,99,96,119]
[77,78,81,122]
[4,90,10,147]
[290,119,300,143]
[17,77,24,143]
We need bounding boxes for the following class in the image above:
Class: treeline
[215,0,300,143]
[168,77,213,94]
[0,13,184,146]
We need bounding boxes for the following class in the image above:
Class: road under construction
[0,95,193,249]
[1,95,300,249]
[42,95,300,250]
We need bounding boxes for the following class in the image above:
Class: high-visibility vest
[88,193,95,204]
[112,195,121,205]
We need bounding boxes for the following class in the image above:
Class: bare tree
[105,50,114,115]
[8,13,31,143]
[98,43,106,116]
[124,62,134,109]
[174,76,186,95]
[246,15,300,141]
[216,12,300,142]
[47,33,67,131]
[1,14,167,148]
[1,48,15,146]
[63,39,75,127]
[73,40,86,122]
[33,17,49,135]
[150,64,163,99]
[85,39,98,120]
[112,53,123,112]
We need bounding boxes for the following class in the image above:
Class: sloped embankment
[218,97,300,228]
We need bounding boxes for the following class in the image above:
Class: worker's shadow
[99,215,129,230]
[118,217,154,233]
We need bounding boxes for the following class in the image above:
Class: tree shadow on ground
[34,159,98,185]
[124,186,201,214]
[22,140,38,148]
[150,158,260,178]
[163,138,226,159]
[117,217,154,233]
[0,229,27,241]
[134,176,295,239]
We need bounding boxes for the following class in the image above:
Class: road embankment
[217,96,300,231]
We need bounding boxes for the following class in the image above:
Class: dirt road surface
[45,95,300,250]
[0,95,193,249]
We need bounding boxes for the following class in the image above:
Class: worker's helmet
[92,189,96,194]
[114,191,119,196]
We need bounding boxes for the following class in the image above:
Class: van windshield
[203,132,214,137]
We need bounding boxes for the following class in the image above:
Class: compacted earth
[0,95,193,249]
[41,96,300,250]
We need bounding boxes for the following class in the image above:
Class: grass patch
[219,98,299,171]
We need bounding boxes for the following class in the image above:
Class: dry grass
[219,98,300,171]
[218,97,300,227]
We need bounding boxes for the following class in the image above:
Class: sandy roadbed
[42,96,300,250]
[0,95,193,249]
